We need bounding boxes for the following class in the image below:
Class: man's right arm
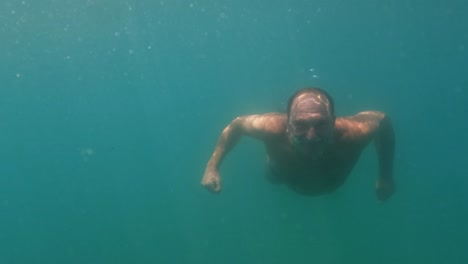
[201,114,284,193]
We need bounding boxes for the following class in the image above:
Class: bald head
[285,88,336,158]
[287,88,335,119]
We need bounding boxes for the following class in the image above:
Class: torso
[263,117,370,196]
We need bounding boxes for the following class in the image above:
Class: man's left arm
[349,111,395,201]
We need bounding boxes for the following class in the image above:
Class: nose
[306,128,316,140]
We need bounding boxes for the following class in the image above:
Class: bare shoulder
[335,111,388,142]
[235,112,287,137]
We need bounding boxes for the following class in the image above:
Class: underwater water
[0,1,467,263]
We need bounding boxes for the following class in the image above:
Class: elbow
[372,111,392,130]
[230,116,244,129]
[377,114,395,143]
[222,116,244,135]
[381,114,393,131]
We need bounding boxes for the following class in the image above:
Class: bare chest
[265,141,361,195]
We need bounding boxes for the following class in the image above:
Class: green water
[0,1,467,263]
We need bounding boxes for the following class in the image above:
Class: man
[201,87,395,200]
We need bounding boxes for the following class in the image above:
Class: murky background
[1,1,467,263]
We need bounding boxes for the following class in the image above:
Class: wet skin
[202,93,395,200]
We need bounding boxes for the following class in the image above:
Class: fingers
[201,178,222,193]
[377,191,388,201]
[209,182,222,193]
[375,178,395,201]
[205,183,221,193]
[376,187,394,201]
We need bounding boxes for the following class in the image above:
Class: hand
[201,168,222,193]
[376,177,395,201]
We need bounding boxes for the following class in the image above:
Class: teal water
[1,1,467,263]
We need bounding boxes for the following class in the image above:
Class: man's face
[288,93,335,158]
